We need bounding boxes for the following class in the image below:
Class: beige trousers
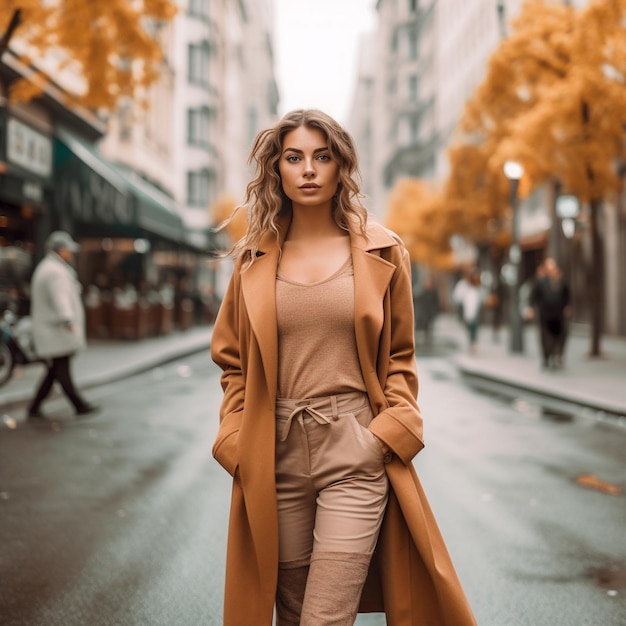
[275,391,389,564]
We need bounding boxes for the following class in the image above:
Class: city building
[351,0,437,220]
[100,0,279,300]
[101,0,278,232]
[347,32,377,212]
[1,1,279,336]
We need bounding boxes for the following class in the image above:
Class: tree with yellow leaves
[446,1,576,247]
[385,178,455,270]
[443,144,511,251]
[0,0,177,111]
[452,0,626,356]
[210,192,247,245]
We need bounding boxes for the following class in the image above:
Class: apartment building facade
[102,0,279,232]
[351,0,437,220]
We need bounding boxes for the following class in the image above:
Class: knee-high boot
[276,559,310,626]
[300,551,371,626]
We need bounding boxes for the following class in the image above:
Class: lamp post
[503,160,524,353]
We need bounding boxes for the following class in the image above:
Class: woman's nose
[303,159,315,177]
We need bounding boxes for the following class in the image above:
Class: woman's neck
[287,206,343,242]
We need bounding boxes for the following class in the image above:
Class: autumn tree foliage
[489,0,626,200]
[385,178,455,270]
[210,193,248,245]
[0,0,177,111]
[446,0,626,356]
[443,144,511,251]
[445,1,577,254]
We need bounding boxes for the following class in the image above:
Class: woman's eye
[286,155,300,163]
[317,154,331,161]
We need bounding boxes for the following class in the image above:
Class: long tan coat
[211,217,477,625]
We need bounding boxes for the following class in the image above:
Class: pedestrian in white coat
[27,231,99,420]
[452,268,485,354]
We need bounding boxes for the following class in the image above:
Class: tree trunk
[580,97,603,357]
[588,198,603,357]
[548,178,562,259]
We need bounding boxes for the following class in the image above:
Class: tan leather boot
[300,551,371,626]
[276,559,310,625]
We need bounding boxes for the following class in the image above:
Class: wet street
[0,349,624,626]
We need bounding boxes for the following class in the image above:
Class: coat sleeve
[369,243,425,465]
[47,270,77,324]
[210,262,246,477]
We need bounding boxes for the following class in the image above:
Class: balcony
[383,133,439,186]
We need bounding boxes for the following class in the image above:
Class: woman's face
[278,125,340,211]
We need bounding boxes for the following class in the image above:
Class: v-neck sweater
[276,257,366,399]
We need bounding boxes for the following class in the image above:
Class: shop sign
[7,118,53,179]
[55,171,134,226]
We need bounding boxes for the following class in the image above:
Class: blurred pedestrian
[414,275,439,344]
[211,109,476,625]
[27,231,99,420]
[486,278,505,343]
[529,257,571,369]
[453,268,485,354]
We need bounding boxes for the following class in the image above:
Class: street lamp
[503,160,524,353]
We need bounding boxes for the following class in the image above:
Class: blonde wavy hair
[223,109,368,266]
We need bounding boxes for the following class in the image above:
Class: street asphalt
[1,314,625,428]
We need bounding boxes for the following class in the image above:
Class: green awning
[53,128,184,244]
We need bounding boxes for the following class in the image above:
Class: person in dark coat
[413,276,439,344]
[529,257,571,369]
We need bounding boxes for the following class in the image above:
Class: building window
[408,75,418,102]
[187,168,213,207]
[189,0,210,20]
[247,106,258,144]
[409,116,420,143]
[408,30,418,60]
[188,41,210,87]
[188,106,212,147]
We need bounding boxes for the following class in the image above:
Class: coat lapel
[351,222,398,375]
[240,217,399,406]
[241,247,280,406]
[240,216,291,405]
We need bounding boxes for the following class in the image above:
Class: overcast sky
[273,0,377,124]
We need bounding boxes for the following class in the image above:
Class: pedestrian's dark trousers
[540,316,565,364]
[30,355,87,412]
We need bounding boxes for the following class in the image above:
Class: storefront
[53,127,215,338]
[0,109,54,315]
[1,54,216,336]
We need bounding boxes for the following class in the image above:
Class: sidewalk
[436,314,626,422]
[1,315,625,426]
[0,325,213,414]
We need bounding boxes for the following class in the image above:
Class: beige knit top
[276,257,366,399]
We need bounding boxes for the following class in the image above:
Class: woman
[211,109,476,625]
